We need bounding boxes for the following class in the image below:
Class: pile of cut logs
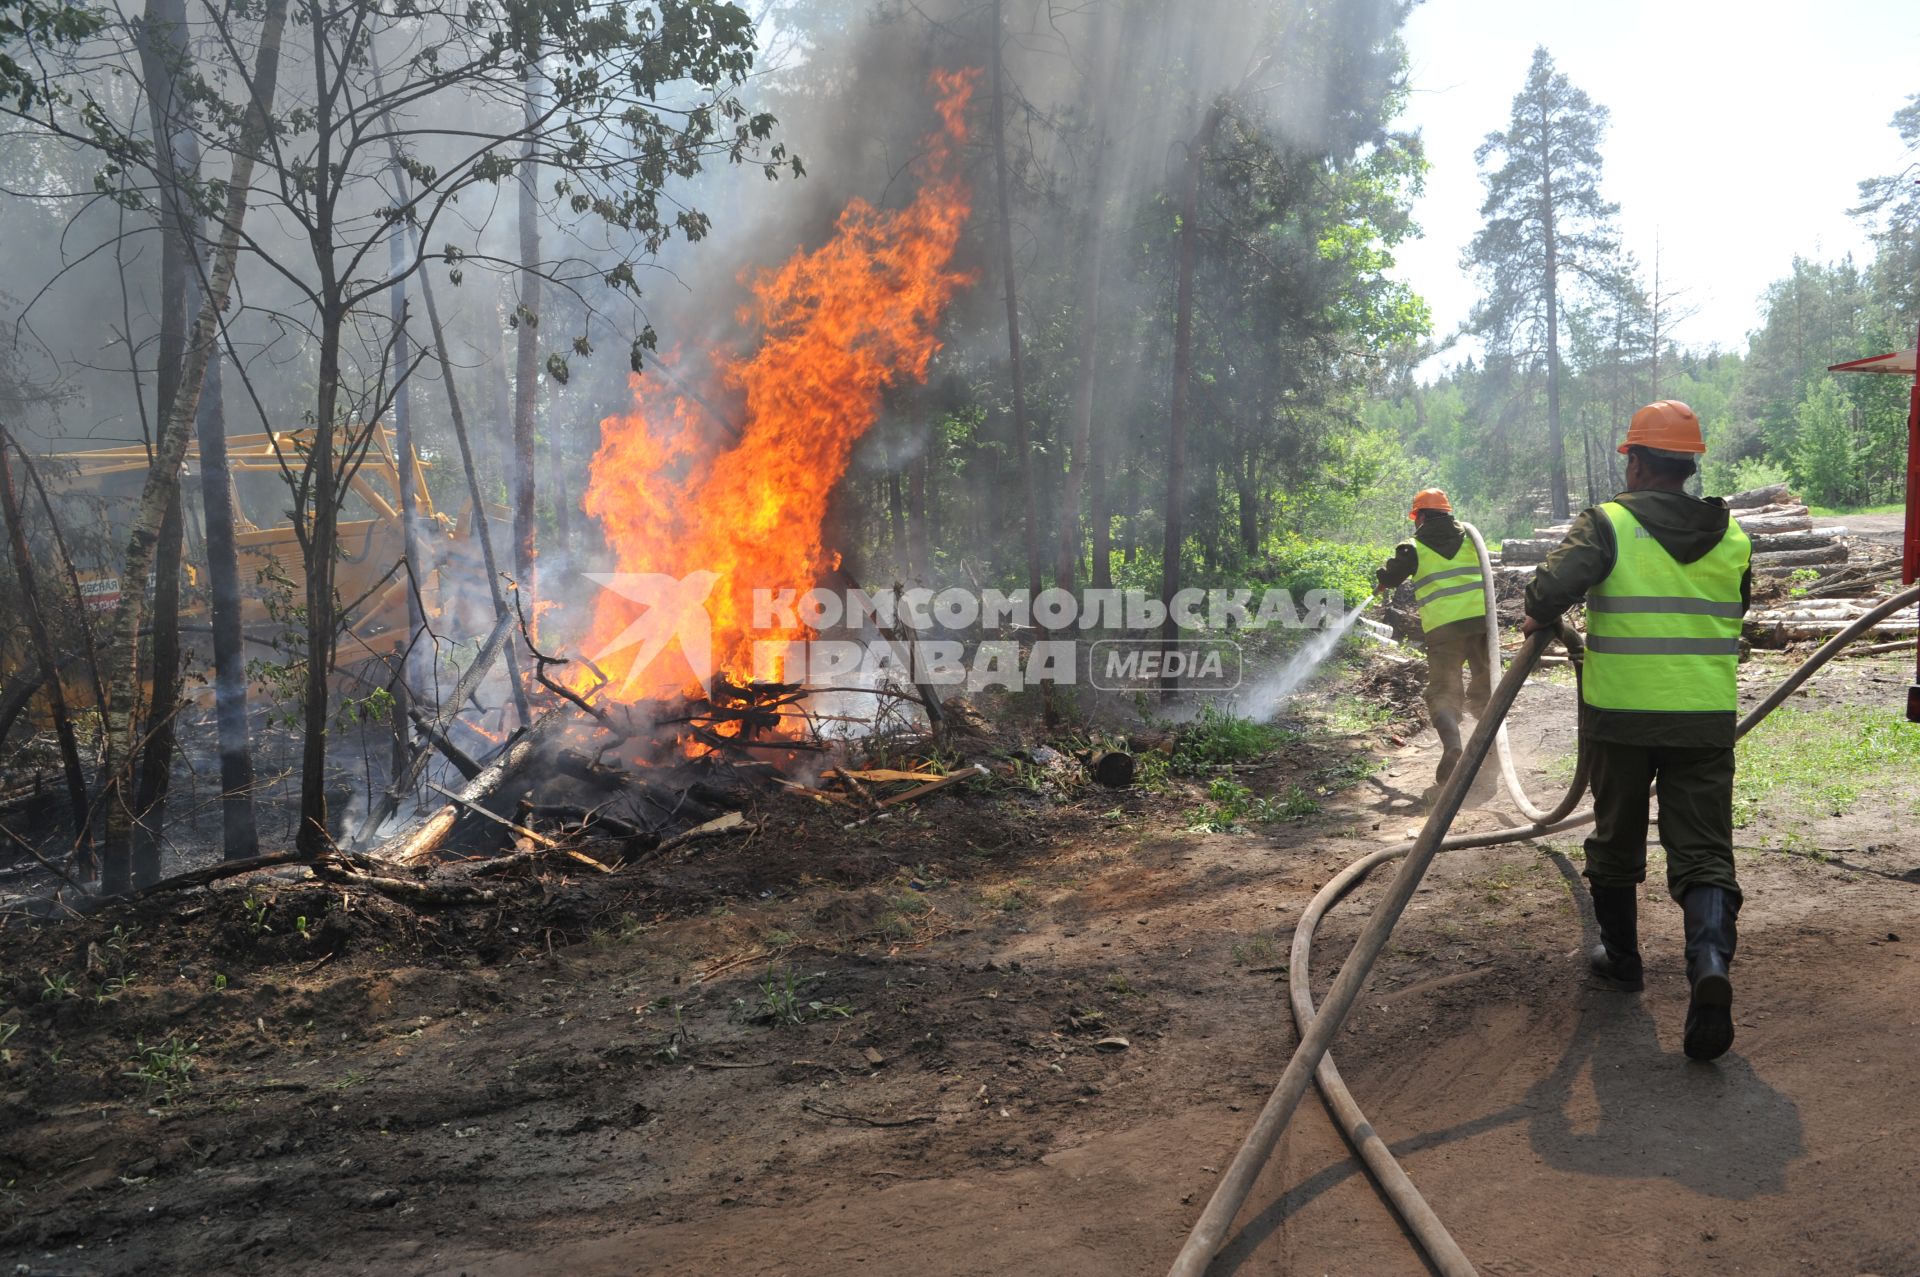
[1498,483,1850,574]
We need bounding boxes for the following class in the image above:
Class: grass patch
[1313,753,1382,793]
[1807,502,1904,517]
[1189,778,1318,831]
[1313,694,1392,736]
[1734,703,1920,827]
[1170,704,1301,771]
[1230,933,1281,967]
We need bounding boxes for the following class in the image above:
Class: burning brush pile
[334,69,1048,881]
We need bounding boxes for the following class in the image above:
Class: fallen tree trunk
[1748,529,1846,554]
[1839,638,1919,658]
[375,703,577,867]
[1753,543,1848,570]
[1733,514,1815,536]
[1534,505,1813,539]
[1746,617,1918,647]
[357,610,516,846]
[1726,482,1794,509]
[1497,539,1555,564]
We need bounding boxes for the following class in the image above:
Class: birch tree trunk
[98,0,290,889]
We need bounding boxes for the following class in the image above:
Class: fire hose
[1168,526,1920,1277]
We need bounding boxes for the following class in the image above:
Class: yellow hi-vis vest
[1411,538,1487,635]
[1582,502,1751,714]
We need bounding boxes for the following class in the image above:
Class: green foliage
[334,687,395,729]
[0,0,106,113]
[1790,377,1860,507]
[242,896,271,935]
[1702,455,1789,500]
[124,1036,199,1104]
[1189,777,1317,831]
[731,967,851,1027]
[1170,705,1298,771]
[1251,535,1387,608]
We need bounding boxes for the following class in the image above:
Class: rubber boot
[1681,885,1739,1061]
[1586,884,1645,990]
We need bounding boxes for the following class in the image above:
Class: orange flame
[579,68,980,701]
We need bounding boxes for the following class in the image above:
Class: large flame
[579,68,979,701]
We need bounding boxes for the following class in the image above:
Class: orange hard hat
[1409,488,1452,520]
[1619,400,1705,455]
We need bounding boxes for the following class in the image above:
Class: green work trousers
[1583,737,1742,903]
[1424,621,1490,721]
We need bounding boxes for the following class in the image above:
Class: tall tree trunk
[130,488,182,884]
[512,57,542,599]
[885,442,905,570]
[1237,452,1259,558]
[1538,94,1569,520]
[99,0,288,890]
[1088,426,1111,589]
[129,0,193,886]
[0,433,92,856]
[192,350,258,858]
[907,430,930,581]
[989,0,1042,598]
[296,307,342,857]
[1162,102,1225,661]
[1056,121,1109,591]
[388,210,428,668]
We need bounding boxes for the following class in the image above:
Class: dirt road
[3,652,1917,1276]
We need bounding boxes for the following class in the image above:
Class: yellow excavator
[6,425,498,706]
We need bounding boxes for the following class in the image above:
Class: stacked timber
[1498,483,1849,573]
[1744,597,1918,649]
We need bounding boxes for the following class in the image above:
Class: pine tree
[1854,92,1920,327]
[1466,46,1619,520]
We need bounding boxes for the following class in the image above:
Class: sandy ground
[3,650,1918,1277]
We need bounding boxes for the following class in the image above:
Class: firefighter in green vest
[1373,488,1490,792]
[1522,400,1750,1062]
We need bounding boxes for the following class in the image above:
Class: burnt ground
[2,646,1919,1277]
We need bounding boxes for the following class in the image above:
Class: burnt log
[375,704,577,866]
[1088,750,1136,789]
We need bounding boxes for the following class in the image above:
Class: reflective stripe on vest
[1582,502,1751,713]
[1411,538,1486,634]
